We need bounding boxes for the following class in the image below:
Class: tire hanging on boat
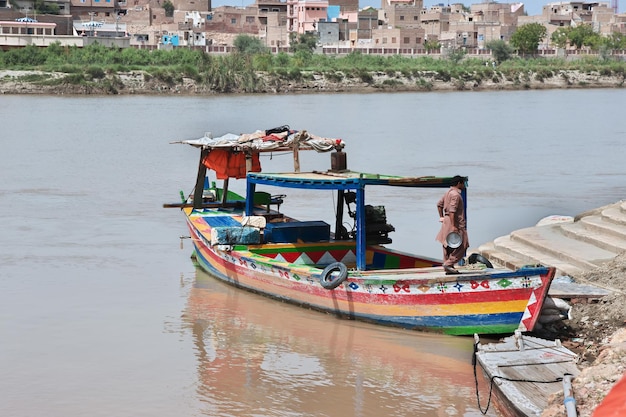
[467,253,494,269]
[319,262,348,290]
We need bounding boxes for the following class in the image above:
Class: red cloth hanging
[202,150,261,179]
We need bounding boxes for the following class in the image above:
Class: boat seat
[254,191,285,213]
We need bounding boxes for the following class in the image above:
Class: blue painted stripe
[359,312,524,329]
[203,216,241,227]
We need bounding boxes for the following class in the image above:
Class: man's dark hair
[451,175,466,185]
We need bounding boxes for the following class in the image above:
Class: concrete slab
[510,226,616,267]
[475,200,626,283]
[579,215,626,241]
[489,235,587,277]
[560,220,626,253]
[601,204,626,226]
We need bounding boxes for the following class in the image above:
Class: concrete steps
[476,200,626,279]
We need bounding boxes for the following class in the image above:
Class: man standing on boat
[436,176,469,275]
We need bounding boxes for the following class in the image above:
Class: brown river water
[1,89,624,417]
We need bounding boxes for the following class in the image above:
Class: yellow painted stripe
[343,299,530,317]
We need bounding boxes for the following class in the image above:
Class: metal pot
[446,232,462,249]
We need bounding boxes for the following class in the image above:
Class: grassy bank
[1,43,625,94]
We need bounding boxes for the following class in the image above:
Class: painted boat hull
[185,211,555,336]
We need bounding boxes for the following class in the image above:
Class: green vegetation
[234,34,267,54]
[424,39,441,52]
[0,41,624,94]
[162,0,174,17]
[510,23,547,56]
[486,40,514,64]
[551,26,626,52]
[35,0,60,15]
[290,32,318,54]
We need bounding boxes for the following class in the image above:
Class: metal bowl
[446,232,462,249]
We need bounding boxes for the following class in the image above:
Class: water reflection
[183,268,497,417]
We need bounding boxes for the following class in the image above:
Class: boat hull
[185,214,554,336]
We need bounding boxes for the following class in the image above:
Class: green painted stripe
[442,324,518,336]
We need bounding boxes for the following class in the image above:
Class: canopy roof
[175,127,345,154]
[248,171,464,189]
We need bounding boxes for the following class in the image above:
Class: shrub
[86,66,106,79]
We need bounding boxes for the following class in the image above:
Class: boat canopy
[246,171,467,270]
[246,171,462,190]
[174,127,345,154]
[175,127,345,180]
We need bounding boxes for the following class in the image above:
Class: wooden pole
[193,148,209,210]
[245,152,253,173]
[335,190,346,239]
[221,178,230,205]
[293,146,300,172]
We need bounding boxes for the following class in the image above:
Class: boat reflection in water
[183,268,497,417]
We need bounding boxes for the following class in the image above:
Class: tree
[423,39,440,52]
[35,0,60,14]
[486,39,513,63]
[444,47,466,64]
[162,0,174,18]
[604,33,626,50]
[551,27,570,49]
[290,32,318,54]
[233,34,267,54]
[568,24,597,49]
[510,23,547,56]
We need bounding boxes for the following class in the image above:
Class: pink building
[287,0,328,34]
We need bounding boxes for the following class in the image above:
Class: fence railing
[128,43,626,59]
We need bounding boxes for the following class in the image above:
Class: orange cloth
[202,150,261,179]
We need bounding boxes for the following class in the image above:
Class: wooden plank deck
[475,332,580,417]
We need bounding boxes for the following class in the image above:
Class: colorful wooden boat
[167,126,555,336]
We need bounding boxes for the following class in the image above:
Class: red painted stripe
[327,286,535,305]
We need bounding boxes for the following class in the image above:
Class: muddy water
[1,89,624,416]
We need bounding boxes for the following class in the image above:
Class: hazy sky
[212,0,624,18]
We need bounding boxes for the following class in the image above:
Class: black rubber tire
[467,253,494,269]
[319,262,348,290]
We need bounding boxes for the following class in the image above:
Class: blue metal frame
[244,172,467,271]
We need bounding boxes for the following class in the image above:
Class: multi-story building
[287,0,328,34]
[469,1,524,48]
[419,4,451,41]
[384,2,422,29]
[371,25,424,48]
[3,0,625,51]
[356,6,380,40]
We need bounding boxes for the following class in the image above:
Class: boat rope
[472,341,566,415]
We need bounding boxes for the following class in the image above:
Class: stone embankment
[477,200,626,281]
[1,69,625,95]
[476,201,626,417]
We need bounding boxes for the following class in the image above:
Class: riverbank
[541,252,626,417]
[1,68,625,95]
